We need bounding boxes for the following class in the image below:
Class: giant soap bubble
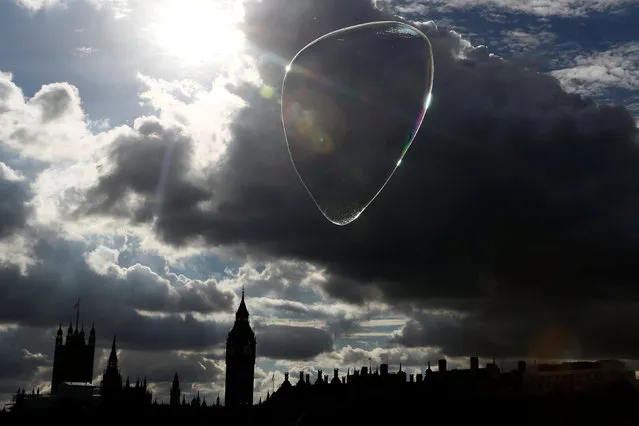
[281,21,434,225]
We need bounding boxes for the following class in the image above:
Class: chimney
[438,359,447,372]
[380,364,389,376]
[518,361,527,374]
[470,356,479,371]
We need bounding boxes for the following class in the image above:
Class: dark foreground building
[224,288,257,407]
[51,308,96,394]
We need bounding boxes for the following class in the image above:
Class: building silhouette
[170,373,181,407]
[50,305,95,394]
[100,336,152,407]
[5,293,638,426]
[100,336,123,402]
[224,288,256,407]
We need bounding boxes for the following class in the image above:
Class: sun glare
[149,0,245,66]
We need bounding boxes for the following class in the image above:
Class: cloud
[0,231,233,351]
[79,115,211,226]
[0,72,93,162]
[255,325,334,360]
[15,0,131,17]
[382,0,636,17]
[116,349,224,388]
[392,302,639,361]
[0,162,31,239]
[0,326,52,395]
[551,42,639,96]
[500,29,557,54]
[14,0,59,11]
[71,0,639,361]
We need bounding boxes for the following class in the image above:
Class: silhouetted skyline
[3,295,639,426]
[3,294,638,415]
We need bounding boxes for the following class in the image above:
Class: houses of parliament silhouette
[11,292,256,411]
[6,292,639,425]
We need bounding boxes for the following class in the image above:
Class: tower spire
[106,335,119,372]
[74,299,80,331]
[235,287,249,319]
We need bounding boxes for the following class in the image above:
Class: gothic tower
[100,336,123,403]
[225,289,256,407]
[170,373,181,407]
[50,302,96,394]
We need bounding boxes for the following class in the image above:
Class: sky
[0,0,638,407]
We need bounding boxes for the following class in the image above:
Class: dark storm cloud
[255,325,333,360]
[0,326,52,404]
[30,83,77,123]
[79,0,639,359]
[0,163,31,238]
[393,300,639,360]
[0,327,51,387]
[82,116,210,224]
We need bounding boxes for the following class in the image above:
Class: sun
[148,0,245,66]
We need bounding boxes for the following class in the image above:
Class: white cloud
[551,42,639,97]
[0,234,35,274]
[15,0,131,17]
[386,0,636,17]
[136,73,248,174]
[73,47,98,57]
[14,0,61,11]
[500,29,557,53]
[0,74,96,162]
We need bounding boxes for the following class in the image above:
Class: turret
[100,335,122,402]
[331,368,341,385]
[107,336,118,370]
[66,322,73,343]
[56,325,63,347]
[235,288,250,321]
[89,324,96,346]
[170,372,181,407]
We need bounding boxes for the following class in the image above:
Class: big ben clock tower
[224,288,256,407]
